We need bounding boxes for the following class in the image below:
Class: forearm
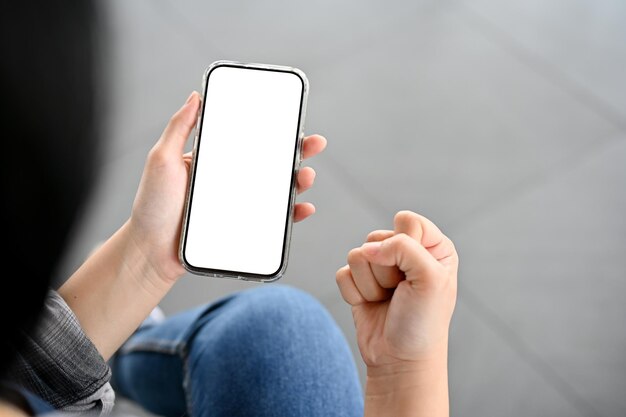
[364,349,449,417]
[58,220,177,360]
[0,402,28,417]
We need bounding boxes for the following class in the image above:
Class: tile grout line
[137,0,626,230]
[151,0,230,59]
[108,0,626,227]
[321,153,392,220]
[118,1,469,225]
[452,5,626,414]
[113,1,404,222]
[458,2,626,133]
[108,1,455,205]
[151,0,462,75]
[457,286,602,417]
[446,130,624,232]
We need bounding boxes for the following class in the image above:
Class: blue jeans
[111,285,363,417]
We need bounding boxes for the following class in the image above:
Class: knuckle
[347,248,363,265]
[394,210,419,225]
[393,210,409,225]
[147,146,168,167]
[366,230,381,242]
[393,232,414,249]
[169,109,182,125]
[387,233,413,264]
[335,265,349,282]
[394,211,426,237]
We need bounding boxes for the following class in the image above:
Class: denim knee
[228,284,339,338]
[188,285,350,368]
[184,285,363,417]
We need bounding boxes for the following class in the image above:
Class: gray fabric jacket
[8,291,115,415]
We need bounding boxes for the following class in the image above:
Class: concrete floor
[58,0,626,415]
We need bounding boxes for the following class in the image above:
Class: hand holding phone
[179,61,310,282]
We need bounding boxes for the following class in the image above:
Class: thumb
[361,233,441,282]
[158,91,200,154]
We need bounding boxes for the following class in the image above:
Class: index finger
[158,92,200,155]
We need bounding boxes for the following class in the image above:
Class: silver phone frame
[178,60,309,282]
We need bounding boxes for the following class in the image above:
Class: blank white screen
[184,65,303,276]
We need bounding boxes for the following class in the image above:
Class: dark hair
[0,1,100,377]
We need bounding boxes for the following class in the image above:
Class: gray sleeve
[8,290,114,415]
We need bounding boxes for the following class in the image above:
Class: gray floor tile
[453,136,626,416]
[307,6,618,229]
[99,0,446,160]
[101,0,213,158]
[449,301,588,417]
[99,0,619,231]
[162,0,446,70]
[465,0,626,123]
[56,138,157,282]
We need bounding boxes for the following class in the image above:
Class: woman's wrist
[125,217,186,285]
[364,347,449,417]
[59,221,179,360]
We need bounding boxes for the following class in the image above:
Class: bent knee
[185,286,362,415]
[234,285,337,336]
[190,285,345,360]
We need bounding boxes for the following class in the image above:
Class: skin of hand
[336,211,458,417]
[129,91,327,284]
[59,92,326,359]
[0,401,29,417]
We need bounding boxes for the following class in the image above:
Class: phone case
[179,60,309,283]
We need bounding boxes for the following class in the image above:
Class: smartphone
[179,61,308,282]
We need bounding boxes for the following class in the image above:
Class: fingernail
[362,242,381,256]
[185,92,195,104]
